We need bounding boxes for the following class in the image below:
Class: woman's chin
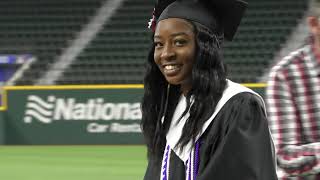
[165,77,180,85]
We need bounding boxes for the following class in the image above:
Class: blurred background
[0,0,310,179]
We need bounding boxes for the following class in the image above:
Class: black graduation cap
[151,0,248,41]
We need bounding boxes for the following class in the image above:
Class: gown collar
[165,79,264,163]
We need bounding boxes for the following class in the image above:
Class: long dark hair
[141,20,227,161]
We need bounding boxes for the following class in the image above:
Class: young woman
[141,0,277,179]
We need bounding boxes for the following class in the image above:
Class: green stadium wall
[0,108,5,145]
[0,84,266,145]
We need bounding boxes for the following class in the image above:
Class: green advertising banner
[2,84,266,145]
[4,85,144,145]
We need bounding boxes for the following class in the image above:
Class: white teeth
[164,65,177,70]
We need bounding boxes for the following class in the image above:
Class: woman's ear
[308,16,320,34]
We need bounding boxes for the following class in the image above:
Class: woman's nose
[160,44,175,60]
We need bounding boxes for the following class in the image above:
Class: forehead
[154,18,194,37]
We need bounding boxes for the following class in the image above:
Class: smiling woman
[140,0,277,180]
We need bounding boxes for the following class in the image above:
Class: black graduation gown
[144,92,278,180]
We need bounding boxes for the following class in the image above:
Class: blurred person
[266,0,320,179]
[141,0,277,179]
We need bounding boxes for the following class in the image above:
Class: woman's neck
[180,83,192,96]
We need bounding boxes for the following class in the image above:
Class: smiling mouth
[163,64,181,75]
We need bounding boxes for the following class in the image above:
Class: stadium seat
[2,0,308,84]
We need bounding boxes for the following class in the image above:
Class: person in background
[266,0,320,179]
[141,0,277,179]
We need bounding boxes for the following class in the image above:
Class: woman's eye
[175,39,187,46]
[154,42,163,48]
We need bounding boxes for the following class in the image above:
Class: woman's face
[154,18,196,91]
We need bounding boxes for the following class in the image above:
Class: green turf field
[0,146,147,180]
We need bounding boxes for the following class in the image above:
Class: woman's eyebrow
[154,32,189,39]
[170,32,188,37]
[154,35,161,39]
[153,32,188,38]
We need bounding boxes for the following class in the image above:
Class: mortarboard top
[153,0,248,41]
